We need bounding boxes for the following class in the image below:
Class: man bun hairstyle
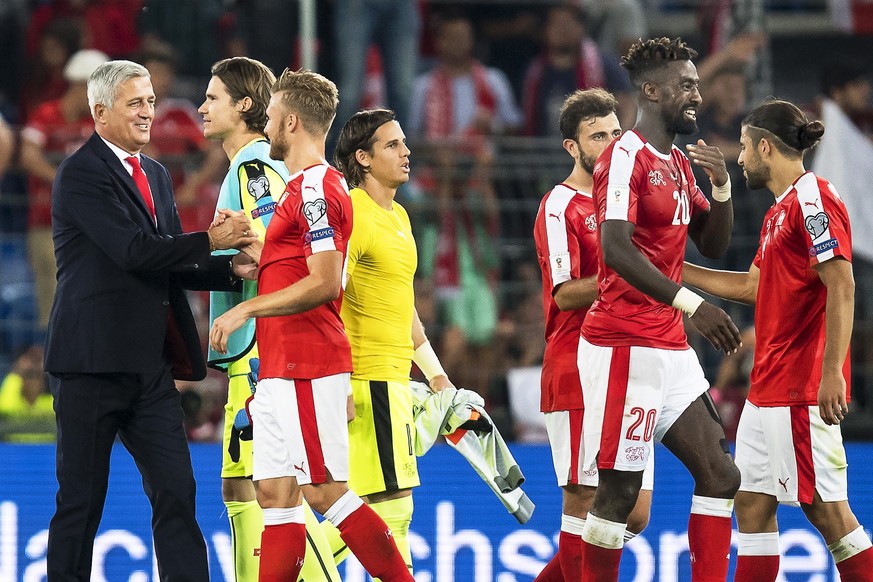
[334,108,397,187]
[742,99,824,158]
[621,37,698,87]
[559,88,619,141]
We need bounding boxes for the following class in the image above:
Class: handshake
[206,209,259,252]
[207,209,262,281]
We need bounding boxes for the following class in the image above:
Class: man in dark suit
[44,59,258,581]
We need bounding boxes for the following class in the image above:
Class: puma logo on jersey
[548,211,562,221]
[804,200,820,209]
[778,476,790,492]
[293,462,306,475]
[617,145,631,157]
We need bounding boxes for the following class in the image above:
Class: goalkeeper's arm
[411,306,454,392]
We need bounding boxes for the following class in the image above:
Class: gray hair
[87,60,150,119]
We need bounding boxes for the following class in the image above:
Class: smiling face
[572,112,622,174]
[360,120,411,190]
[95,75,155,154]
[656,60,702,135]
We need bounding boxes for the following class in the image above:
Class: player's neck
[222,129,263,161]
[563,166,593,193]
[283,138,327,175]
[767,160,807,198]
[634,116,675,155]
[361,178,397,210]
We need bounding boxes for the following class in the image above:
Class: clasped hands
[208,209,262,280]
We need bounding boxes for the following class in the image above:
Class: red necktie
[125,155,157,223]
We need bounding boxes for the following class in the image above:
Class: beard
[744,163,771,190]
[579,151,598,175]
[269,134,287,161]
[666,109,698,135]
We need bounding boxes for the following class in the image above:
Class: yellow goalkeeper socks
[318,517,351,567]
[225,500,262,582]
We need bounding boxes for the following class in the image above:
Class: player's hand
[686,139,729,189]
[232,252,258,280]
[429,374,455,393]
[240,240,263,264]
[818,369,849,425]
[208,209,259,250]
[689,301,742,355]
[209,305,250,354]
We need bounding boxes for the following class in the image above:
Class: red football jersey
[256,164,354,380]
[534,183,598,412]
[582,130,710,349]
[749,172,853,407]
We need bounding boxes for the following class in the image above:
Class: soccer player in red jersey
[577,38,743,581]
[532,88,653,582]
[683,99,873,582]
[209,69,413,582]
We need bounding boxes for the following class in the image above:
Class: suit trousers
[46,364,209,581]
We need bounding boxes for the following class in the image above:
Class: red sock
[580,539,621,582]
[534,554,564,582]
[836,547,873,581]
[558,530,583,580]
[259,522,305,582]
[688,513,732,581]
[734,555,779,582]
[337,504,413,581]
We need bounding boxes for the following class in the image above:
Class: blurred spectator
[410,13,522,140]
[18,19,81,124]
[408,15,514,399]
[521,4,633,135]
[25,0,141,61]
[819,63,873,139]
[332,0,419,133]
[581,0,647,59]
[474,7,541,97]
[139,0,225,78]
[19,49,108,329]
[0,344,54,442]
[709,327,755,441]
[137,39,225,231]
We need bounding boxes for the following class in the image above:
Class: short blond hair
[271,68,339,136]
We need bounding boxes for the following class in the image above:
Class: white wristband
[413,340,446,381]
[672,287,705,317]
[711,176,731,202]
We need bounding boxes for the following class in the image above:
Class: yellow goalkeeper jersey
[342,187,417,381]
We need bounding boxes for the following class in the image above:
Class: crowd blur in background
[1,0,873,443]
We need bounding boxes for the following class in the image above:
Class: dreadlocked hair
[621,37,698,87]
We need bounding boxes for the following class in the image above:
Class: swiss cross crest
[585,214,597,232]
[648,170,667,186]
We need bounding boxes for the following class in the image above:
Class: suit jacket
[45,133,238,381]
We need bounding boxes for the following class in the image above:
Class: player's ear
[93,103,107,125]
[641,80,659,103]
[562,138,578,159]
[238,96,253,113]
[354,148,371,171]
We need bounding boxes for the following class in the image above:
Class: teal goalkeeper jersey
[207,138,289,369]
